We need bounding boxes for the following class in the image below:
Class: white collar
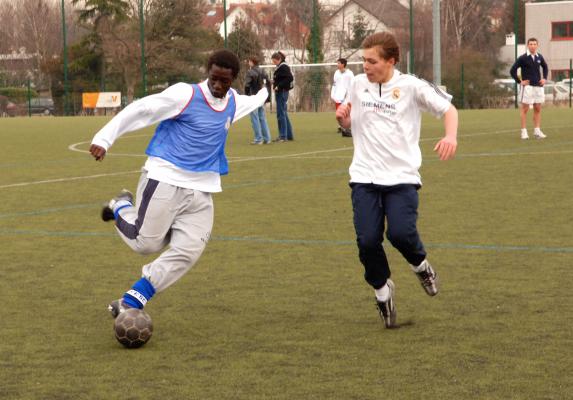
[378,69,400,87]
[198,80,230,106]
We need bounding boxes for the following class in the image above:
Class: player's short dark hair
[207,50,241,78]
[362,32,400,64]
[271,51,286,62]
[337,58,347,67]
[527,37,538,44]
[247,56,260,66]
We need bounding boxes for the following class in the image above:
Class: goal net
[260,62,363,113]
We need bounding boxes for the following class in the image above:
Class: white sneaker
[375,279,397,328]
[412,260,439,296]
[534,129,546,139]
[520,129,529,140]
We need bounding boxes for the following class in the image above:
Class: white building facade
[525,1,573,81]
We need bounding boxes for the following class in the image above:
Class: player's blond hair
[362,32,400,64]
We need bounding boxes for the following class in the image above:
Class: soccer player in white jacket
[331,58,354,136]
[336,32,458,328]
[89,50,268,318]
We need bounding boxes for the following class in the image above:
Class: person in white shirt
[336,32,458,329]
[89,50,268,320]
[330,58,354,137]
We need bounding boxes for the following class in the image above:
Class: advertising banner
[82,92,121,108]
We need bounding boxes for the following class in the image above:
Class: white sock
[521,128,528,133]
[375,284,390,302]
[411,259,428,273]
[534,127,541,133]
[112,199,132,213]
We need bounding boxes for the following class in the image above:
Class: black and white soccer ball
[114,308,153,348]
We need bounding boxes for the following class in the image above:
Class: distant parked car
[492,79,571,106]
[546,83,572,104]
[493,78,516,93]
[28,97,55,115]
[0,95,17,117]
[5,101,17,117]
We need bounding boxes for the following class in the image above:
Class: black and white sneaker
[375,279,397,328]
[101,189,133,222]
[108,299,133,319]
[413,260,439,296]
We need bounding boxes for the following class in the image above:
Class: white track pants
[115,172,214,292]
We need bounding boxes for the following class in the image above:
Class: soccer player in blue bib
[336,32,458,328]
[89,50,268,317]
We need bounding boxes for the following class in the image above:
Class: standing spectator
[331,58,354,137]
[245,56,272,145]
[271,51,295,142]
[336,32,458,329]
[510,38,548,140]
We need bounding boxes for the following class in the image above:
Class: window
[552,21,573,40]
[552,70,571,81]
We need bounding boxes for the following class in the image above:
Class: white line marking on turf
[0,170,140,189]
[2,228,573,254]
[68,134,150,157]
[4,125,571,190]
[457,149,573,158]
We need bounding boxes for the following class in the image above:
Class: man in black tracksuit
[510,37,548,140]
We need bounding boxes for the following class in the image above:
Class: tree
[71,0,223,101]
[306,0,323,63]
[348,11,368,49]
[70,0,142,100]
[0,0,78,93]
[303,0,326,111]
[227,18,264,93]
[411,0,434,81]
[442,0,503,52]
[273,0,314,63]
[68,34,109,93]
[500,0,527,43]
[146,0,223,87]
[443,49,505,109]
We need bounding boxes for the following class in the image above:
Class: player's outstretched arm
[335,103,351,129]
[232,87,268,123]
[89,83,192,162]
[433,105,458,161]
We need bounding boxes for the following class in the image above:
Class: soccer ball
[114,308,153,348]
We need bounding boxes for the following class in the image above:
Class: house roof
[201,3,309,47]
[202,3,279,30]
[202,5,233,29]
[329,0,409,29]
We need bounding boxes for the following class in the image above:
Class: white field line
[0,170,141,189]
[3,125,571,190]
[286,149,573,160]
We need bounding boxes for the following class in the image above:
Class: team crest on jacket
[392,88,401,100]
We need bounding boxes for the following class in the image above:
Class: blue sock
[113,202,132,220]
[123,277,156,309]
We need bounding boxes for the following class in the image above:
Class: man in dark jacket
[245,56,272,144]
[271,51,294,142]
[510,38,548,140]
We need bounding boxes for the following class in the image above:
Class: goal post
[260,62,363,112]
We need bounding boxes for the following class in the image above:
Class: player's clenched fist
[335,103,351,129]
[90,144,107,161]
